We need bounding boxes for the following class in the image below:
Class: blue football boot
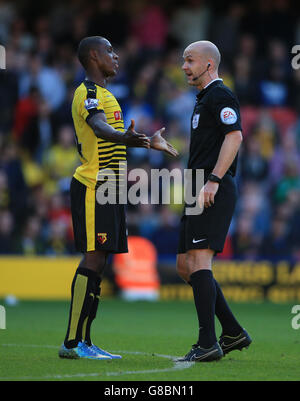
[59,341,112,360]
[85,342,122,359]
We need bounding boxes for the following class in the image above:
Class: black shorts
[177,172,237,254]
[70,177,128,254]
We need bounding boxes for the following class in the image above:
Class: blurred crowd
[0,0,300,263]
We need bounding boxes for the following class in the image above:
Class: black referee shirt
[188,79,242,177]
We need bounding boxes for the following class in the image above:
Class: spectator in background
[169,0,211,48]
[48,192,73,243]
[259,40,290,107]
[269,130,300,185]
[14,215,46,255]
[42,124,79,193]
[12,86,39,144]
[231,212,261,260]
[0,169,10,210]
[88,0,128,46]
[151,206,179,261]
[211,2,245,65]
[237,181,271,239]
[260,216,292,262]
[233,55,258,105]
[45,220,74,255]
[274,159,300,204]
[0,49,19,132]
[0,210,14,254]
[19,52,66,111]
[130,0,168,56]
[251,110,279,160]
[0,142,28,222]
[240,134,269,182]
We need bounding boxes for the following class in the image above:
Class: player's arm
[87,113,150,148]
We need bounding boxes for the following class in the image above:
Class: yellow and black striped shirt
[71,80,127,190]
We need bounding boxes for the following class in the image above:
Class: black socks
[214,279,242,337]
[190,269,217,349]
[64,267,101,349]
[83,276,101,346]
[190,269,243,348]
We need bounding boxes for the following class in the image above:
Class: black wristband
[208,173,221,184]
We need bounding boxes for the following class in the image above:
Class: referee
[176,41,252,362]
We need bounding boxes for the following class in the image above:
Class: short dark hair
[77,36,106,69]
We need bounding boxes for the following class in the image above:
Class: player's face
[96,40,119,77]
[182,49,207,86]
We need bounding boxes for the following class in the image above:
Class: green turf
[0,299,299,381]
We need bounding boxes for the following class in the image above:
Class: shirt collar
[203,78,223,89]
[196,78,223,100]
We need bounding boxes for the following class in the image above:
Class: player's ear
[89,49,99,63]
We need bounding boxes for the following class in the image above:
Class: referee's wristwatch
[208,173,222,184]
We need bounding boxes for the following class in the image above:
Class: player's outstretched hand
[150,128,179,157]
[124,119,150,148]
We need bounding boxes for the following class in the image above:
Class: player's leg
[59,178,112,359]
[78,251,107,348]
[62,251,106,349]
[79,202,127,359]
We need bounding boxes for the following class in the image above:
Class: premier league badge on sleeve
[192,113,200,129]
[84,98,99,110]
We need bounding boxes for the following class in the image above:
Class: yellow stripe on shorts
[85,186,95,251]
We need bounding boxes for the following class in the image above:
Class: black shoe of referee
[219,329,252,355]
[175,342,223,362]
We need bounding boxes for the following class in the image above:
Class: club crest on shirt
[192,113,200,129]
[220,107,237,125]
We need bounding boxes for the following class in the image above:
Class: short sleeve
[78,85,105,122]
[208,88,242,136]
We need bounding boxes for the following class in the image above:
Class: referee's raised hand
[124,119,151,148]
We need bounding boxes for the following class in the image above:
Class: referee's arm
[201,130,242,208]
[212,130,243,179]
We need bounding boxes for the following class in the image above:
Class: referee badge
[97,233,107,244]
[192,113,200,129]
[220,107,237,125]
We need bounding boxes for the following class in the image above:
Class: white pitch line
[0,343,194,380]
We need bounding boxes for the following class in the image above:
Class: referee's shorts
[70,177,128,254]
[177,171,237,255]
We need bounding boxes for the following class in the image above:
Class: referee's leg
[186,249,217,349]
[177,249,244,347]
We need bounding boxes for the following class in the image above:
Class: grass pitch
[0,299,299,381]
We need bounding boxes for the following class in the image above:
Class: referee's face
[182,48,208,86]
[96,39,119,78]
